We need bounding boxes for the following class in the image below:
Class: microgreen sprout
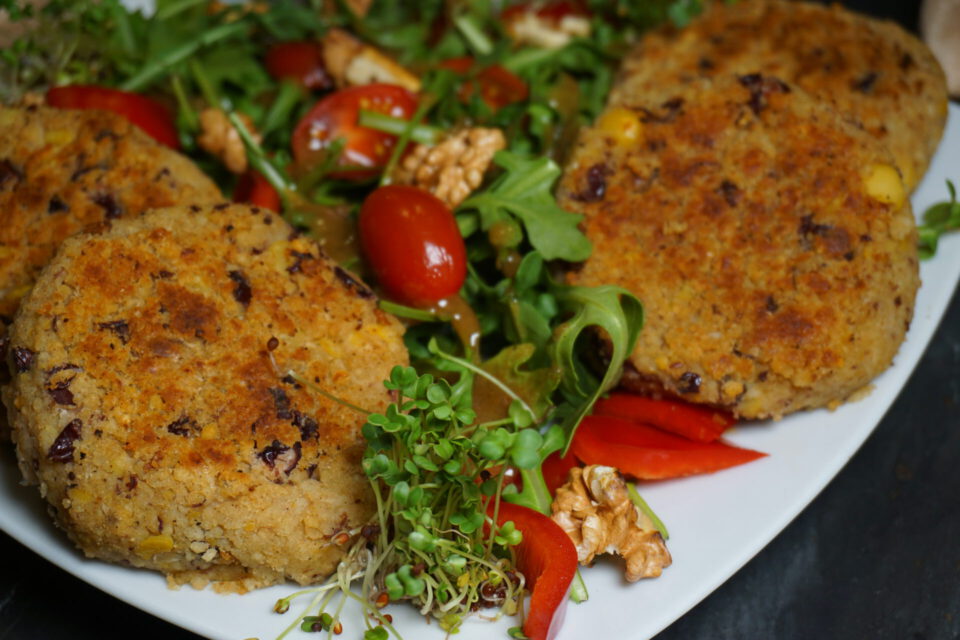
[275,364,542,636]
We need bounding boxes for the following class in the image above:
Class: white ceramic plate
[1,101,958,640]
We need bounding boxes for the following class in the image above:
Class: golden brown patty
[609,0,949,191]
[558,75,919,419]
[0,106,221,319]
[4,204,408,591]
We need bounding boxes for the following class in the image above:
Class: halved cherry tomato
[264,41,332,91]
[234,170,281,212]
[291,84,417,180]
[593,393,735,443]
[571,415,766,480]
[46,85,180,149]
[438,57,528,110]
[489,501,577,640]
[358,185,466,306]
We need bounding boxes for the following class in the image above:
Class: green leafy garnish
[549,284,643,448]
[459,151,592,262]
[918,180,960,260]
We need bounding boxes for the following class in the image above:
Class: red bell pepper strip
[541,448,580,496]
[593,393,735,443]
[46,85,181,150]
[490,501,577,640]
[233,170,282,212]
[572,415,766,480]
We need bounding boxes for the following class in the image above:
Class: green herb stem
[358,109,442,145]
[428,340,536,421]
[188,57,222,109]
[378,300,441,323]
[155,0,209,20]
[119,21,248,91]
[260,80,305,138]
[626,482,669,540]
[453,14,494,56]
[378,73,456,187]
[228,111,298,206]
[169,73,199,133]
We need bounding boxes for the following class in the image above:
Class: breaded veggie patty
[609,0,948,191]
[0,106,221,319]
[4,203,408,591]
[558,75,919,419]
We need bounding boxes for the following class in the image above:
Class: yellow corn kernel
[45,129,76,147]
[898,160,917,192]
[200,423,219,439]
[596,107,643,146]
[68,487,94,506]
[863,163,905,209]
[138,534,174,556]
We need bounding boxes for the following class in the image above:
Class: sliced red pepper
[46,85,180,149]
[264,41,332,91]
[438,57,529,110]
[593,393,735,443]
[572,415,766,480]
[541,448,580,495]
[490,501,577,640]
[233,170,281,212]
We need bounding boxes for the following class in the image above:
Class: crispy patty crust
[609,0,948,191]
[5,204,408,591]
[559,75,919,419]
[0,106,221,319]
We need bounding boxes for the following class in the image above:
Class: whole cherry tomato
[46,85,180,149]
[292,84,418,180]
[264,41,332,91]
[234,170,282,212]
[358,185,466,306]
[438,57,528,110]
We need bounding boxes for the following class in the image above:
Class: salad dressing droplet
[291,199,359,265]
[425,294,481,354]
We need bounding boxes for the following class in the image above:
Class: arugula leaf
[548,284,643,450]
[459,150,592,262]
[918,180,960,260]
[478,344,562,423]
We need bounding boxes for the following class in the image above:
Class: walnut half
[197,109,260,175]
[389,127,506,208]
[551,465,671,582]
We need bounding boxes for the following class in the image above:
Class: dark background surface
[2,2,958,640]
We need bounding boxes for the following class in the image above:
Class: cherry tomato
[292,84,418,180]
[438,57,528,110]
[358,185,466,306]
[264,41,332,91]
[501,1,589,25]
[234,170,282,212]
[46,85,180,149]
